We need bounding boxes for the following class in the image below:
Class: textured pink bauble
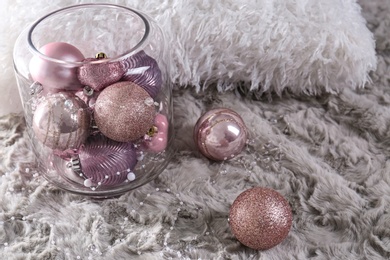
[74,135,138,187]
[121,50,162,98]
[77,58,126,92]
[142,113,169,153]
[94,81,156,142]
[32,92,91,151]
[229,187,293,250]
[29,42,85,91]
[194,108,247,161]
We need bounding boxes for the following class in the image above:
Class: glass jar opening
[27,3,150,66]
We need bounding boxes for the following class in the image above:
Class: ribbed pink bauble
[121,50,162,98]
[29,42,85,91]
[229,187,293,250]
[74,135,138,187]
[194,108,247,161]
[94,81,156,142]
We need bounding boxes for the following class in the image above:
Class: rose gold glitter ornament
[94,81,155,142]
[32,92,91,151]
[229,187,293,250]
[193,108,247,161]
[77,57,126,92]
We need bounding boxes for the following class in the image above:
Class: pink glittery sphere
[32,92,91,151]
[229,187,293,250]
[94,81,156,142]
[77,58,126,92]
[29,42,85,91]
[194,108,247,161]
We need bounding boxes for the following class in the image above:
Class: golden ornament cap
[95,52,107,59]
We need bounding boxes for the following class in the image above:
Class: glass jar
[13,4,174,197]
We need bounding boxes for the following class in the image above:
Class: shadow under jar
[13,4,175,197]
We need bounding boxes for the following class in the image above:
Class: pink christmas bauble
[32,92,91,151]
[74,86,99,108]
[121,50,162,98]
[94,81,156,142]
[141,113,169,153]
[229,187,293,250]
[194,108,248,161]
[73,135,138,187]
[77,58,126,92]
[29,42,85,91]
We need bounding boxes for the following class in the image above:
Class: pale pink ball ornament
[194,108,248,161]
[141,113,169,153]
[94,81,156,142]
[29,42,85,91]
[229,187,293,250]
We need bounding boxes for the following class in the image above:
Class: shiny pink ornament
[73,135,137,187]
[77,58,126,91]
[142,113,169,153]
[229,187,293,250]
[94,81,156,142]
[121,51,162,98]
[74,86,99,108]
[29,42,85,91]
[32,92,91,151]
[193,108,248,161]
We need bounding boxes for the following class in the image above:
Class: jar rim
[27,3,150,65]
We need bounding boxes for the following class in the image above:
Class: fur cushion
[0,0,376,115]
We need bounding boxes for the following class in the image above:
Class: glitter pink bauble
[29,42,85,91]
[77,58,126,92]
[193,108,248,161]
[94,81,156,142]
[77,135,137,187]
[32,92,91,151]
[121,51,162,98]
[229,187,293,250]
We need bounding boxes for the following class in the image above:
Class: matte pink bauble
[194,108,247,161]
[29,42,85,91]
[229,187,293,250]
[32,92,91,151]
[94,81,156,142]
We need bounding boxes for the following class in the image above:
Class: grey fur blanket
[1,0,390,259]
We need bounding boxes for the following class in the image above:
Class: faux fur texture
[1,0,389,259]
[0,0,377,116]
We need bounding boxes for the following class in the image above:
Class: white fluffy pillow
[0,0,376,115]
